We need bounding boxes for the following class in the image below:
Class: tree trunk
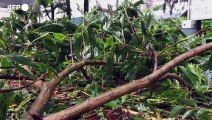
[51,3,54,20]
[84,0,89,13]
[66,0,71,20]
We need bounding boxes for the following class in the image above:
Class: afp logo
[7,4,29,11]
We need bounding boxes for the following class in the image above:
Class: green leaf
[0,57,10,68]
[42,23,64,32]
[206,55,212,69]
[11,63,35,79]
[179,98,197,107]
[196,108,212,120]
[46,0,53,6]
[106,52,114,74]
[0,49,6,55]
[121,95,128,104]
[133,0,144,7]
[0,38,6,49]
[6,54,36,67]
[140,20,147,37]
[170,105,184,117]
[73,35,83,59]
[86,81,99,97]
[125,66,138,80]
[37,0,52,7]
[133,117,144,120]
[203,36,212,43]
[197,108,207,116]
[53,33,67,41]
[145,13,152,28]
[35,63,48,73]
[105,101,118,109]
[182,110,194,119]
[104,36,114,49]
[179,65,198,88]
[120,16,124,27]
[73,25,83,39]
[15,95,32,111]
[93,82,99,97]
[0,92,18,120]
[45,67,59,81]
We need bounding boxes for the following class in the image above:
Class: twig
[44,7,52,20]
[121,107,145,118]
[55,87,75,92]
[69,34,74,63]
[0,74,44,93]
[157,30,205,57]
[152,48,158,72]
[0,75,44,81]
[141,72,191,102]
[58,60,108,80]
[162,73,192,90]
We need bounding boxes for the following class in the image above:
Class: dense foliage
[0,0,211,119]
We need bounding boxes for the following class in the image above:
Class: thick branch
[25,60,107,120]
[73,57,91,80]
[43,42,212,119]
[58,60,107,80]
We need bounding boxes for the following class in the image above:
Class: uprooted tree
[0,1,212,120]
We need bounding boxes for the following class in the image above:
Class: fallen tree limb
[25,60,107,120]
[58,60,107,80]
[43,42,212,120]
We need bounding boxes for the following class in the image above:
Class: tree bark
[51,3,54,20]
[43,42,212,120]
[84,0,89,13]
[25,60,107,120]
[66,0,71,20]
